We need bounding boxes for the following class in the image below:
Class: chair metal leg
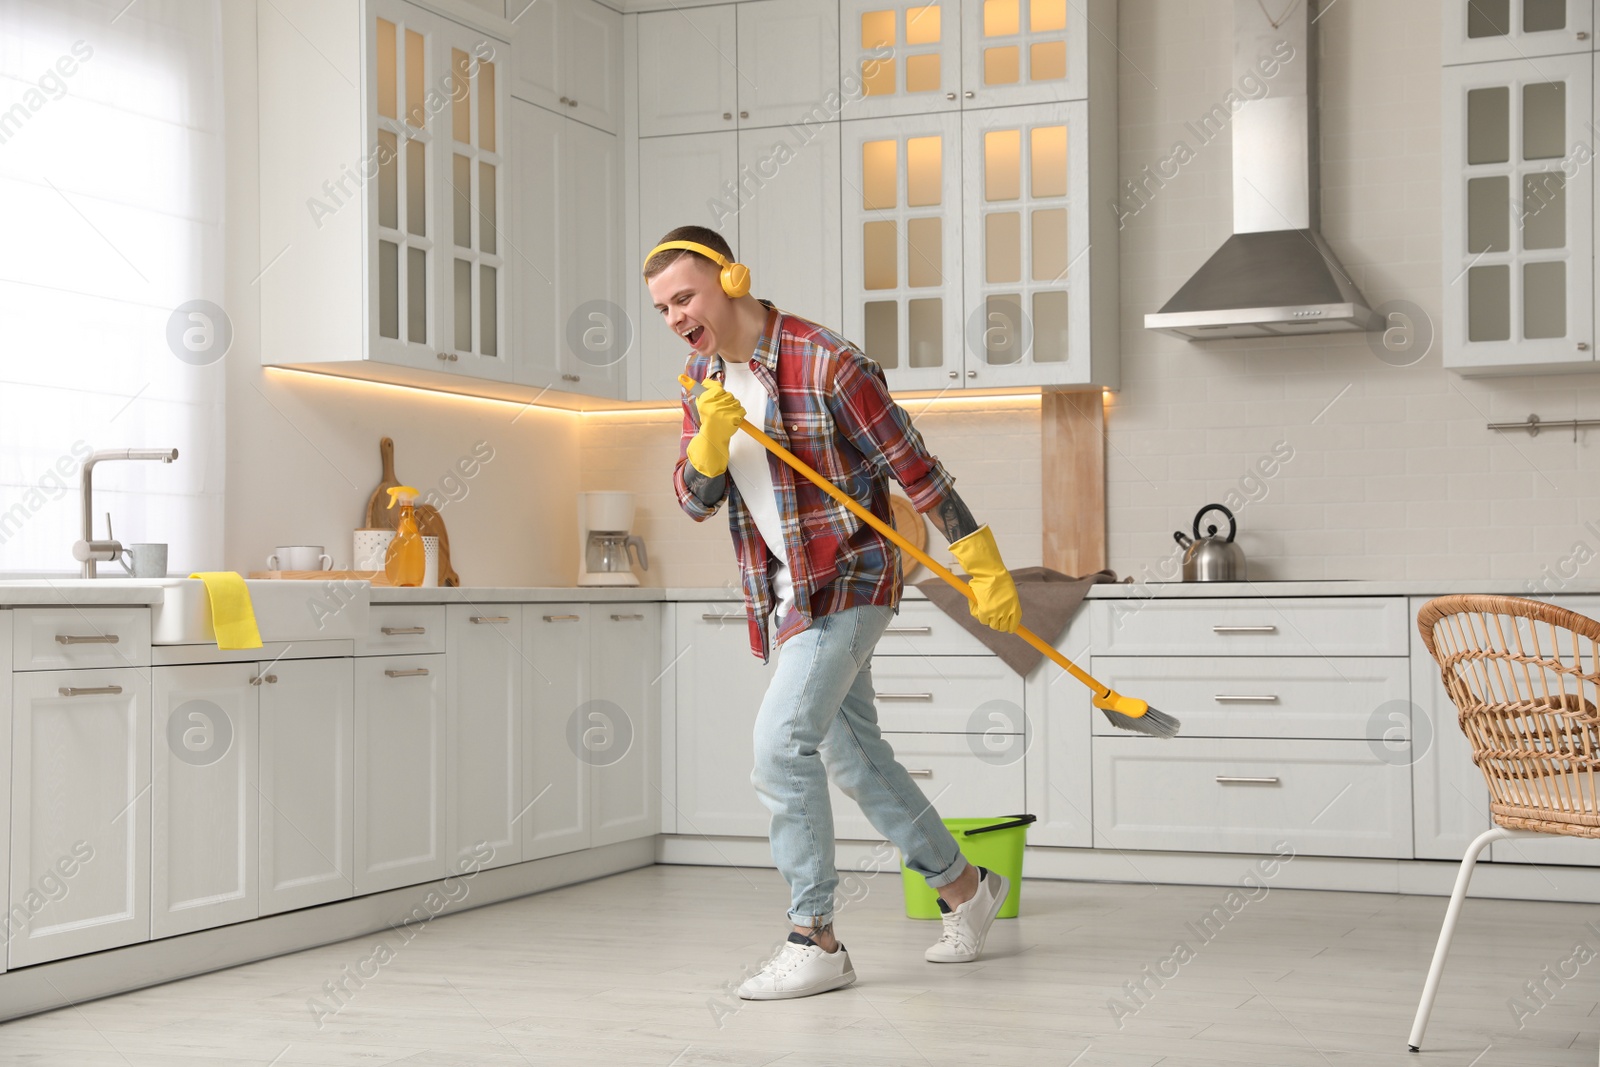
[1408,825,1517,1052]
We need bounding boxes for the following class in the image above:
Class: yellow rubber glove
[948,525,1022,633]
[685,378,747,478]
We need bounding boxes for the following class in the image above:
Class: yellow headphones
[644,240,751,298]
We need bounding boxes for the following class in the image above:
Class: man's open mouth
[684,325,705,346]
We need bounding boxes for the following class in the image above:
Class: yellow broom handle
[721,406,1113,702]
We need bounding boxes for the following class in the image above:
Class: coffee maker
[578,491,649,586]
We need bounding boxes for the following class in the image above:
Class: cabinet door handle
[559,95,571,104]
[966,369,977,378]
[884,626,932,636]
[384,667,430,678]
[561,373,580,382]
[435,352,458,362]
[948,371,958,379]
[611,613,644,621]
[1214,694,1279,703]
[946,91,956,100]
[701,613,743,622]
[1215,775,1280,785]
[723,111,732,120]
[250,674,278,686]
[907,768,933,778]
[963,90,974,99]
[56,633,119,645]
[739,110,748,118]
[1212,625,1277,634]
[381,626,427,635]
[879,692,933,701]
[470,616,511,624]
[568,98,578,107]
[543,614,581,622]
[59,685,122,697]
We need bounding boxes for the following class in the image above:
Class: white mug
[268,545,333,571]
[119,542,168,579]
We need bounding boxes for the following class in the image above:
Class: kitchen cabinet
[637,131,740,402]
[842,112,965,390]
[522,606,591,859]
[839,0,963,119]
[673,604,774,837]
[738,124,843,333]
[354,654,448,893]
[637,6,739,137]
[958,0,1086,107]
[258,0,511,383]
[511,0,623,134]
[511,99,627,400]
[1441,52,1595,374]
[447,607,523,869]
[589,606,662,847]
[737,0,841,129]
[0,613,10,976]
[9,668,150,967]
[1443,0,1593,64]
[258,658,355,916]
[151,664,258,940]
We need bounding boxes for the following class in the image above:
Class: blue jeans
[750,603,969,928]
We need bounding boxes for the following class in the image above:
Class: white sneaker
[925,865,1010,963]
[737,932,857,1000]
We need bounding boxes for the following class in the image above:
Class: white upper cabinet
[736,0,841,129]
[636,131,740,402]
[511,0,623,133]
[839,0,963,118]
[259,0,511,383]
[842,112,966,390]
[961,101,1095,387]
[738,123,843,333]
[1442,53,1595,374]
[637,5,739,136]
[959,0,1086,106]
[1443,0,1594,64]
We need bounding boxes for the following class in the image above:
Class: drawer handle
[543,614,581,622]
[907,768,933,778]
[381,626,427,635]
[384,668,431,678]
[1214,694,1280,703]
[470,616,511,624]
[611,613,644,621]
[55,634,119,645]
[1215,775,1280,785]
[701,613,743,623]
[884,626,932,636]
[59,685,122,697]
[1212,625,1278,634]
[250,674,279,686]
[879,693,934,701]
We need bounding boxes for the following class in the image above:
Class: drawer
[874,600,995,657]
[358,605,446,656]
[1093,737,1411,859]
[1090,657,1411,740]
[1093,597,1409,657]
[870,657,1025,734]
[830,733,1025,839]
[15,607,151,670]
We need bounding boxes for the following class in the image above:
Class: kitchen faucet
[72,448,180,577]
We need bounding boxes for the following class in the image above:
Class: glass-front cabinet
[1442,0,1593,65]
[1441,54,1594,373]
[259,0,513,385]
[840,0,963,118]
[959,0,1084,106]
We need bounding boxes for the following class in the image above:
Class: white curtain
[0,0,225,575]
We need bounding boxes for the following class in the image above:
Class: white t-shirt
[719,359,794,619]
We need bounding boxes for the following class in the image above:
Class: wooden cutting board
[363,437,402,530]
[416,504,460,586]
[888,494,927,579]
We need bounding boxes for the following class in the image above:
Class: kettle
[1173,503,1245,582]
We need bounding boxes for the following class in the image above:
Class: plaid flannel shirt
[672,301,959,662]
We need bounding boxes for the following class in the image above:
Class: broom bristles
[1102,705,1181,738]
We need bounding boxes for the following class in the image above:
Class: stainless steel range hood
[1144,0,1380,341]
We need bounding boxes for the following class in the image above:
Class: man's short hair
[643,225,734,280]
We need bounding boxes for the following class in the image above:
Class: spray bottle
[385,485,425,587]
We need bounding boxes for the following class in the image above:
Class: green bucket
[900,814,1035,919]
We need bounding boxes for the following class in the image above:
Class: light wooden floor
[3,863,1599,1066]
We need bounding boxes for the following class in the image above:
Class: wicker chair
[1410,595,1600,1054]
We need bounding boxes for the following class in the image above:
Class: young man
[645,225,1024,1001]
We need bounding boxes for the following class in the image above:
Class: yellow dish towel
[188,572,263,650]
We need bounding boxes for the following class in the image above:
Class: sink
[150,577,369,645]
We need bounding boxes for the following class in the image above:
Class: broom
[678,374,1180,738]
